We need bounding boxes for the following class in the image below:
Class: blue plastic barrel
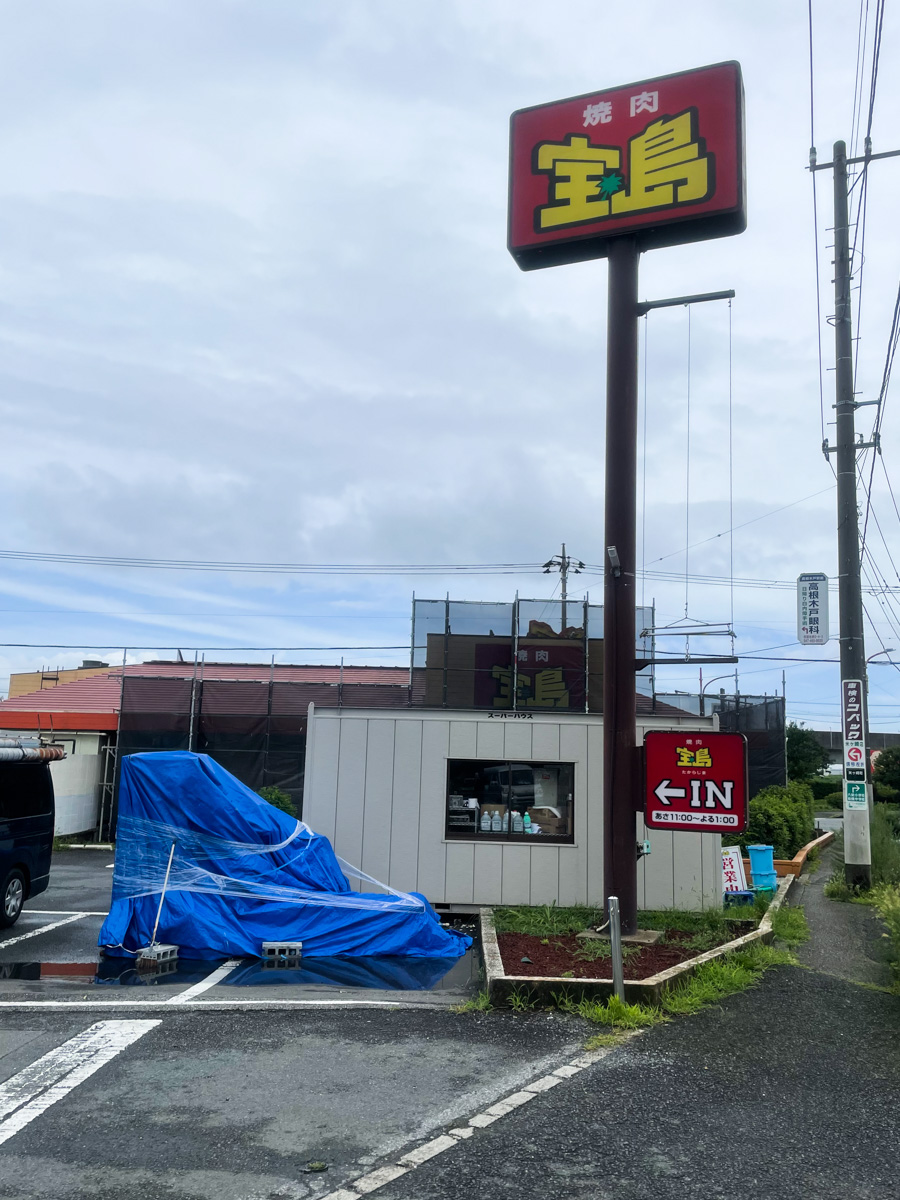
[747,844,775,879]
[752,872,778,893]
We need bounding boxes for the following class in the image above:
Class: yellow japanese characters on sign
[675,746,713,767]
[536,110,711,233]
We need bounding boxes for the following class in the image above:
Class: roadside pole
[603,236,640,935]
[831,140,872,888]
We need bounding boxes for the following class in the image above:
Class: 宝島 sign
[508,61,745,271]
[644,731,748,832]
[797,573,829,645]
[721,846,748,892]
[842,679,866,782]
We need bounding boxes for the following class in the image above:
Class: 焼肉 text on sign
[508,61,746,271]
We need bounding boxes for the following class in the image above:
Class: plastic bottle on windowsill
[512,811,524,834]
[491,809,502,832]
[523,812,532,834]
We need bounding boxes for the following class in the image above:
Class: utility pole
[543,544,584,631]
[822,140,881,888]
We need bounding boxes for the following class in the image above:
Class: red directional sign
[643,731,748,833]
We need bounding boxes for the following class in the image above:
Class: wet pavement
[0,851,481,1007]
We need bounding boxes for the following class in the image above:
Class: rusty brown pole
[603,235,640,935]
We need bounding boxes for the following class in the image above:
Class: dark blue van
[0,759,55,927]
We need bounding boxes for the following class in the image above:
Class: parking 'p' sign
[644,731,748,832]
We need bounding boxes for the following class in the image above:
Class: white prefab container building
[303,705,723,912]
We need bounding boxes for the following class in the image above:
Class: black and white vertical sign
[797,573,828,645]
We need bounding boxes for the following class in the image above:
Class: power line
[0,550,544,577]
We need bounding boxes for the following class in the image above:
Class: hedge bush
[723,781,815,859]
[807,775,844,802]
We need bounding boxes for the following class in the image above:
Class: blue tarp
[99,752,471,961]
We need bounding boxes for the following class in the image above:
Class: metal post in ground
[608,894,625,1002]
[603,236,640,936]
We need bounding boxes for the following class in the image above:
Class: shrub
[723,782,815,859]
[873,747,900,794]
[808,775,845,803]
[871,804,900,887]
[257,785,298,818]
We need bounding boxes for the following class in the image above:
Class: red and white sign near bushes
[643,731,748,832]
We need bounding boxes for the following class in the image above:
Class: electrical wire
[0,550,545,577]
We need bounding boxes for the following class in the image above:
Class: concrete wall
[304,707,722,912]
[50,754,103,836]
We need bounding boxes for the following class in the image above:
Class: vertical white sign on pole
[797,573,829,645]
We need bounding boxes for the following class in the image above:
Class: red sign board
[508,61,745,271]
[643,731,748,832]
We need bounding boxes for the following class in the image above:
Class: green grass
[583,1031,628,1051]
[770,904,811,946]
[493,904,603,936]
[661,943,796,1015]
[571,938,641,963]
[507,984,539,1012]
[552,991,664,1028]
[870,883,900,989]
[451,990,492,1013]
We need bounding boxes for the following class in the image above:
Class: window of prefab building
[445,759,574,843]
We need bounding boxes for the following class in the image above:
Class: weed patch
[493,904,603,937]
[662,942,796,1015]
[507,984,539,1012]
[452,990,492,1013]
[554,992,664,1029]
[583,1032,627,1051]
[771,904,810,946]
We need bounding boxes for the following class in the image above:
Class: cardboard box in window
[526,806,570,838]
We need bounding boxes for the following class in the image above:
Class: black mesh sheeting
[109,675,308,837]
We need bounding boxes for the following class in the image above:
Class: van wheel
[0,870,25,928]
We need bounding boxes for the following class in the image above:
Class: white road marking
[352,1164,409,1192]
[397,1134,458,1166]
[0,1019,159,1146]
[316,1041,624,1200]
[0,913,88,948]
[25,911,108,917]
[165,959,242,1004]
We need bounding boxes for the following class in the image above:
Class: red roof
[0,662,409,730]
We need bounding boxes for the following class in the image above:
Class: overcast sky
[2,1,899,730]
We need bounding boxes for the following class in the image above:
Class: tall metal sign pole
[509,62,746,933]
[604,237,640,927]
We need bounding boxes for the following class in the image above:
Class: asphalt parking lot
[0,851,480,1008]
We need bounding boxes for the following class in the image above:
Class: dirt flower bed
[498,924,756,981]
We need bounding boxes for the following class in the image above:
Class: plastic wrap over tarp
[99,752,471,961]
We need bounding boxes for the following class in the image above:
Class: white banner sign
[721,846,748,892]
[797,573,828,645]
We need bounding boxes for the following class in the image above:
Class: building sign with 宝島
[644,731,748,832]
[508,61,745,271]
[797,573,829,645]
[474,642,585,711]
[842,679,866,783]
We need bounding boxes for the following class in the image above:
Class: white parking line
[27,911,108,917]
[166,959,242,1004]
[0,914,89,948]
[315,1041,627,1200]
[0,1019,159,1146]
